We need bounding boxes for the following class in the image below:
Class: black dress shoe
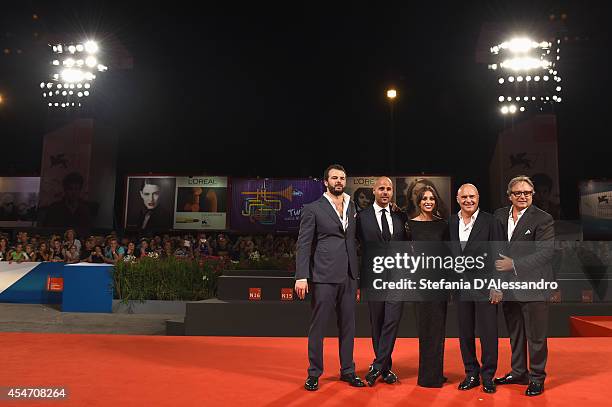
[365,368,382,386]
[525,381,544,396]
[443,376,448,383]
[494,373,529,385]
[482,380,496,393]
[458,375,480,391]
[304,376,318,391]
[340,373,366,388]
[381,370,398,384]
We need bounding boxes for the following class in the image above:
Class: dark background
[1,1,610,222]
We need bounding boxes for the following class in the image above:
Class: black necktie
[381,208,392,241]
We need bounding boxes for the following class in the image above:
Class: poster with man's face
[124,176,176,232]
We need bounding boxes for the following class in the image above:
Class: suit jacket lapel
[510,206,534,242]
[449,215,462,256]
[464,212,485,251]
[319,196,343,229]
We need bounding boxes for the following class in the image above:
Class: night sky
[1,1,611,218]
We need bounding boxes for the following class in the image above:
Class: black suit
[449,210,505,382]
[357,204,406,372]
[296,195,359,377]
[494,205,554,384]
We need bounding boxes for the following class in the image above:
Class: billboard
[173,176,228,230]
[0,177,40,227]
[230,178,325,232]
[124,176,176,232]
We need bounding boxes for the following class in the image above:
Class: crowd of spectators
[0,229,298,265]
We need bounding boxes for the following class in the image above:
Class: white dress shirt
[458,208,479,250]
[323,192,350,231]
[507,206,527,241]
[373,201,394,235]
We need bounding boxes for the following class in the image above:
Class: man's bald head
[373,176,394,207]
[457,183,479,216]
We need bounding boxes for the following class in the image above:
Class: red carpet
[1,334,611,406]
[570,316,612,336]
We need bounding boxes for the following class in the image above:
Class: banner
[489,114,561,219]
[579,180,612,239]
[0,177,40,227]
[230,178,324,232]
[173,176,228,230]
[124,176,176,232]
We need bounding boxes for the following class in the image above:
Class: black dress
[406,218,449,388]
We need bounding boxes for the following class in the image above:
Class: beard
[327,183,345,196]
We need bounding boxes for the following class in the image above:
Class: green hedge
[113,257,225,302]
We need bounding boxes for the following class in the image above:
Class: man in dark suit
[449,183,504,394]
[294,164,365,391]
[356,176,406,386]
[493,175,555,397]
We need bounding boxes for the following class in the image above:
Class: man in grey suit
[295,164,365,391]
[493,175,555,397]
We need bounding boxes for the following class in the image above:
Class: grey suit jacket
[494,205,555,301]
[295,195,359,283]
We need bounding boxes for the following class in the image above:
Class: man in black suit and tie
[493,175,555,397]
[356,176,406,386]
[449,183,504,394]
[294,164,365,391]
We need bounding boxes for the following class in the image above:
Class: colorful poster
[173,176,228,230]
[0,177,40,227]
[124,176,176,232]
[230,178,325,232]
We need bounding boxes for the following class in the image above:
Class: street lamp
[386,88,398,174]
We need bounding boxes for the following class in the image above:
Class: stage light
[52,60,60,66]
[523,96,529,101]
[83,91,90,97]
[517,76,523,82]
[68,45,76,53]
[532,97,536,100]
[84,72,95,81]
[64,58,75,67]
[498,78,504,84]
[60,68,85,83]
[62,91,67,96]
[77,92,83,97]
[507,97,512,101]
[543,76,549,81]
[84,41,98,53]
[48,102,52,106]
[500,57,551,71]
[77,83,83,89]
[515,97,520,101]
[509,105,517,113]
[520,106,525,112]
[85,56,97,68]
[46,83,53,89]
[526,75,531,81]
[534,76,540,81]
[498,96,505,102]
[557,97,562,102]
[84,83,90,89]
[40,82,45,89]
[508,76,515,82]
[556,86,561,92]
[501,106,509,114]
[386,89,397,99]
[57,84,62,89]
[76,44,84,52]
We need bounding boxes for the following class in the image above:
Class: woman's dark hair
[404,178,448,218]
[140,178,163,192]
[415,185,444,219]
[353,187,374,210]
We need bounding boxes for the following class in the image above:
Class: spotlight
[83,91,90,96]
[508,76,515,82]
[520,106,525,112]
[84,83,91,89]
[76,44,84,52]
[543,76,549,81]
[498,96,505,102]
[501,106,509,114]
[85,56,97,67]
[534,76,540,81]
[64,58,75,67]
[526,75,531,81]
[40,82,45,89]
[77,92,83,97]
[500,57,551,71]
[52,60,60,66]
[68,45,76,53]
[84,41,98,53]
[556,86,561,91]
[61,69,84,83]
[509,105,517,113]
[517,76,523,82]
[498,78,505,84]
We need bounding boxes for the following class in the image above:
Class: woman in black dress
[405,185,449,388]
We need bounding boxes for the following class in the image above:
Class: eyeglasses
[510,191,534,197]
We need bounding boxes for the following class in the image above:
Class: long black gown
[406,218,449,388]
